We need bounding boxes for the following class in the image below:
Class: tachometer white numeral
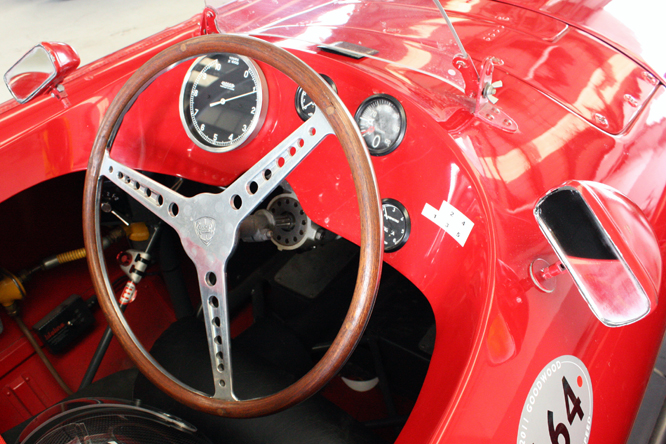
[547,376,585,444]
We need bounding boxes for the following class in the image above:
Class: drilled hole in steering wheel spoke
[206,272,217,286]
[231,194,243,210]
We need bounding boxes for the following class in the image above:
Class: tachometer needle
[210,90,256,107]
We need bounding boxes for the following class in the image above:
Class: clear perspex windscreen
[205,0,469,92]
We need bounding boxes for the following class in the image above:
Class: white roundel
[517,355,593,444]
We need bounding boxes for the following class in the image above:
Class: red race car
[1,1,665,443]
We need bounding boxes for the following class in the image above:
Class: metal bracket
[200,7,218,35]
[474,57,517,133]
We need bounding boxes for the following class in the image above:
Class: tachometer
[180,54,267,152]
[355,94,406,156]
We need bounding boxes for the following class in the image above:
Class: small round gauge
[355,94,406,156]
[180,53,267,152]
[382,198,410,252]
[294,74,337,121]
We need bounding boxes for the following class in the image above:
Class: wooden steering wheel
[82,34,382,418]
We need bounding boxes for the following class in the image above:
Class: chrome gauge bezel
[179,53,268,153]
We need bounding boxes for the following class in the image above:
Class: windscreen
[205,0,470,92]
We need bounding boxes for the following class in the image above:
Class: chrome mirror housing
[4,42,79,104]
[534,180,662,327]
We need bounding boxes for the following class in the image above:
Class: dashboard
[149,50,424,254]
[106,38,487,307]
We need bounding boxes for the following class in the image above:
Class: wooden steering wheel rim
[82,34,383,418]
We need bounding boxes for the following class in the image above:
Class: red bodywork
[1,1,665,443]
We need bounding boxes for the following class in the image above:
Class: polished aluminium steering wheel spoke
[215,107,333,222]
[99,108,333,400]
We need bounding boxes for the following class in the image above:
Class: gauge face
[382,198,410,252]
[180,54,267,152]
[355,94,406,156]
[294,74,337,121]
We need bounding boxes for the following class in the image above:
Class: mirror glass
[4,45,56,103]
[535,187,651,327]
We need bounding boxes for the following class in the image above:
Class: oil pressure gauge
[382,198,410,252]
[355,94,406,156]
[295,74,337,121]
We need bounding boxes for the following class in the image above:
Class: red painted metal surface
[43,42,81,84]
[1,0,665,442]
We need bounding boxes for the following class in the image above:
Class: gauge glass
[180,54,267,152]
[355,94,406,156]
[382,198,410,252]
[295,74,337,121]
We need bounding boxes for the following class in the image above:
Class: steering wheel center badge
[518,355,592,444]
[194,217,216,245]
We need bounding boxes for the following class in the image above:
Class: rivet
[594,113,608,127]
[642,71,658,85]
[623,94,639,107]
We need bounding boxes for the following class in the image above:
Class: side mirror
[3,42,80,104]
[534,180,662,327]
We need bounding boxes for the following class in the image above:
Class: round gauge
[294,74,337,121]
[180,53,267,152]
[355,94,406,156]
[382,198,410,252]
